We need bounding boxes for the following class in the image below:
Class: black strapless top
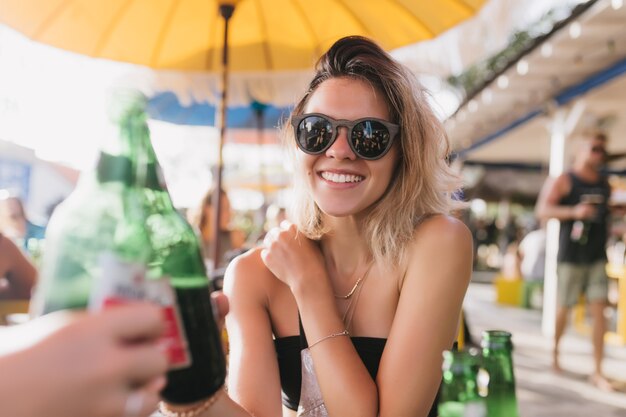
[274,335,386,410]
[273,335,439,416]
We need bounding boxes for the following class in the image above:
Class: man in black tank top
[536,132,613,391]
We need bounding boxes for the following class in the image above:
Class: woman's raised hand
[260,220,326,293]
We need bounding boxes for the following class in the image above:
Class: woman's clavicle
[268,263,401,339]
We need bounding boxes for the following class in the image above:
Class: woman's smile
[319,170,365,185]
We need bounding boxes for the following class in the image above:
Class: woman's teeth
[321,172,364,183]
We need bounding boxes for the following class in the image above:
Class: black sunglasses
[291,113,399,160]
[591,146,606,154]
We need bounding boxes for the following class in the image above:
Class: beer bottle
[438,348,487,417]
[481,330,520,417]
[31,94,151,316]
[570,220,590,245]
[31,91,226,404]
[132,94,226,403]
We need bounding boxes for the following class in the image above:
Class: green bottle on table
[438,348,487,417]
[481,330,520,417]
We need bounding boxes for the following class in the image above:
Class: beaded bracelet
[158,387,224,417]
[309,329,350,349]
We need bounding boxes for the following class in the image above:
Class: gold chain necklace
[333,261,373,299]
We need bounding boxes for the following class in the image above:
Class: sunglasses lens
[592,146,606,154]
[296,116,333,153]
[351,120,391,159]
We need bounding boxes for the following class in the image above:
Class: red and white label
[89,252,191,369]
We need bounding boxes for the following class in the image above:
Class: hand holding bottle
[0,302,168,417]
[210,290,229,335]
[572,202,597,220]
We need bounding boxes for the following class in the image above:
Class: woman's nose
[325,127,356,160]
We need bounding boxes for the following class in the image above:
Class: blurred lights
[612,0,623,10]
[481,88,493,104]
[516,59,529,76]
[540,43,553,58]
[569,22,581,39]
[470,199,487,217]
[497,75,509,89]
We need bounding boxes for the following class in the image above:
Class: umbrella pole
[253,102,268,225]
[212,2,235,271]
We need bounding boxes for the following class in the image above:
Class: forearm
[294,284,378,417]
[0,350,39,417]
[308,337,378,417]
[536,204,575,221]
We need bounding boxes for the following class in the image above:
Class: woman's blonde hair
[282,36,464,268]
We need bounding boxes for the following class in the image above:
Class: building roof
[447,0,626,169]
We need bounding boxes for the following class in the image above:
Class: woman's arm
[535,174,595,221]
[293,268,379,417]
[261,223,379,417]
[0,235,37,299]
[377,215,473,417]
[222,250,284,417]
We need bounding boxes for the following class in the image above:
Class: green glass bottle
[31,91,226,405]
[129,94,226,404]
[31,95,150,316]
[481,330,520,417]
[439,348,487,417]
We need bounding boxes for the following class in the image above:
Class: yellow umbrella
[0,0,486,72]
[0,0,486,267]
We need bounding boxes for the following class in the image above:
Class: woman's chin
[317,203,365,219]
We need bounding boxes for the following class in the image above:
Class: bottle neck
[94,111,147,186]
[96,153,134,185]
[142,159,177,215]
[95,109,171,203]
[481,331,513,351]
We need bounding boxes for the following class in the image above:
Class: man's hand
[572,203,597,220]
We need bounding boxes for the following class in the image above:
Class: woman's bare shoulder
[394,214,473,292]
[223,247,277,300]
[413,214,472,245]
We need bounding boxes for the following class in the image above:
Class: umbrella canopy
[0,0,487,72]
[0,0,487,268]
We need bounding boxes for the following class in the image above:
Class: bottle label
[570,220,584,242]
[89,252,191,369]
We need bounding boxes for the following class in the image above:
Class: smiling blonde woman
[166,35,473,417]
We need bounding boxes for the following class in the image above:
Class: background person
[535,132,613,390]
[0,192,46,252]
[0,232,37,301]
[188,187,245,269]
